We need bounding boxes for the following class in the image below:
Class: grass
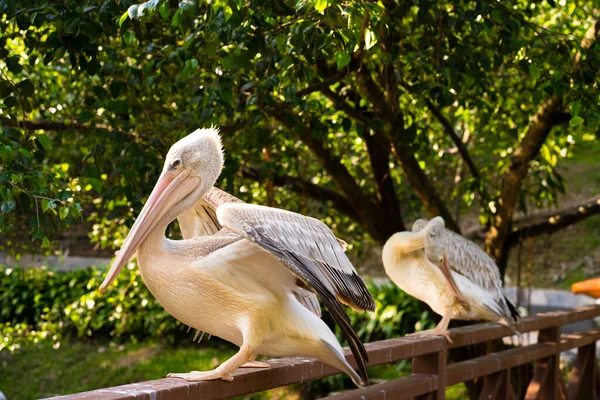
[0,340,238,400]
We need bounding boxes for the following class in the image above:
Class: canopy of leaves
[0,0,598,260]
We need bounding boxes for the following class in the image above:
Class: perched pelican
[99,128,375,387]
[382,217,518,341]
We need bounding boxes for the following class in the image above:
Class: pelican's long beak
[437,255,469,310]
[99,169,199,293]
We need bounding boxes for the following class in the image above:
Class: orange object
[572,278,600,298]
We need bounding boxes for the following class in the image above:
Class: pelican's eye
[171,158,182,168]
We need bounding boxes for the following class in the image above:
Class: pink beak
[99,169,199,293]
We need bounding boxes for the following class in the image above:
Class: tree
[1,0,599,277]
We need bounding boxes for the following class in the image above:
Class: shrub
[0,264,188,351]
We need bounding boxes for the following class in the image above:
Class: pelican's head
[164,127,224,196]
[421,217,445,265]
[99,128,224,293]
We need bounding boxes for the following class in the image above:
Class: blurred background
[1,0,599,398]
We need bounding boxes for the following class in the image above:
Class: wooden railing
[48,305,600,400]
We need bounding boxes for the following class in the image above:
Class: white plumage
[382,217,518,341]
[100,128,374,387]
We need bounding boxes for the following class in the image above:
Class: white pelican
[99,128,375,387]
[382,217,518,341]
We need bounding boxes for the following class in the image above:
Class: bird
[99,128,375,387]
[382,217,518,342]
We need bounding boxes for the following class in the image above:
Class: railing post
[412,344,446,400]
[479,369,516,400]
[525,327,566,400]
[566,342,597,400]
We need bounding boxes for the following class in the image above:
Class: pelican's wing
[292,287,322,317]
[440,229,503,292]
[216,203,375,312]
[216,202,374,383]
[415,220,518,323]
[413,219,502,292]
[179,188,326,318]
[177,187,244,238]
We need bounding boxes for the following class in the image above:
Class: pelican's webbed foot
[240,360,270,368]
[414,328,453,343]
[168,369,234,382]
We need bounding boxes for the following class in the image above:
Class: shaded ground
[504,138,600,290]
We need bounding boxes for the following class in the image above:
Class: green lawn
[0,340,238,400]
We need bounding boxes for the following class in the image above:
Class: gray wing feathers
[413,219,502,292]
[293,288,322,317]
[216,203,375,312]
[414,219,516,323]
[177,187,244,239]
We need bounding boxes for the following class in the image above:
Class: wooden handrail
[46,305,600,400]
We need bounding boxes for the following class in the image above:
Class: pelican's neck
[382,231,426,270]
[138,186,211,264]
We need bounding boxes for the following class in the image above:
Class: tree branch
[1,118,95,132]
[319,85,405,230]
[356,68,461,232]
[241,165,360,221]
[267,106,396,243]
[423,99,481,181]
[485,19,600,265]
[507,195,600,246]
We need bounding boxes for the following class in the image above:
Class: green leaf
[528,64,541,81]
[123,31,135,46]
[569,116,584,127]
[0,145,14,165]
[159,1,170,19]
[171,9,182,27]
[41,199,50,212]
[223,5,233,21]
[314,0,328,12]
[222,55,235,70]
[185,58,199,69]
[334,51,351,69]
[41,236,51,248]
[365,29,377,50]
[77,111,94,124]
[6,57,23,74]
[569,101,582,117]
[36,134,52,151]
[119,11,129,26]
[59,207,69,220]
[3,96,17,109]
[18,80,34,97]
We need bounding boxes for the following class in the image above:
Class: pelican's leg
[416,312,453,343]
[168,343,254,382]
[240,353,270,368]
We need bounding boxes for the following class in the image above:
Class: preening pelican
[382,217,518,341]
[99,128,375,386]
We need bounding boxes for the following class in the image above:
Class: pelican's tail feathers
[320,339,366,388]
[504,295,519,322]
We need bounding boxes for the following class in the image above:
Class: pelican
[99,128,375,387]
[382,217,518,341]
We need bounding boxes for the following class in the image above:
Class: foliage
[0,0,598,264]
[344,280,434,342]
[0,264,191,351]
